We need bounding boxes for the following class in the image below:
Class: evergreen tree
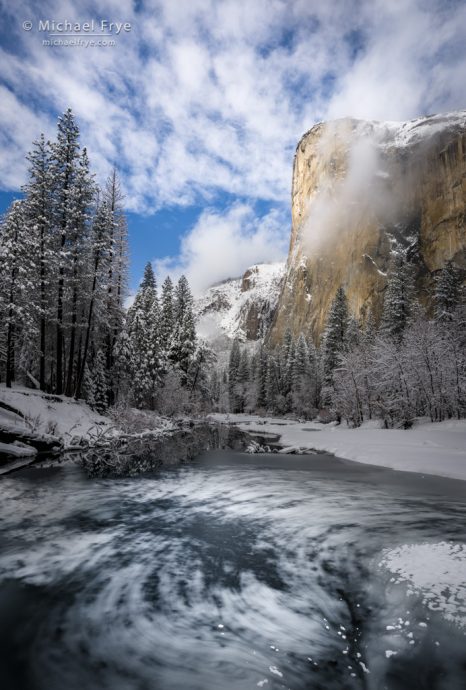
[228,339,241,412]
[381,253,415,340]
[281,328,295,407]
[170,275,196,380]
[103,170,129,396]
[127,262,162,408]
[50,108,84,394]
[435,261,462,321]
[23,134,54,390]
[0,201,37,387]
[112,324,134,402]
[256,346,268,410]
[92,350,109,414]
[160,276,174,354]
[75,200,112,398]
[322,286,349,388]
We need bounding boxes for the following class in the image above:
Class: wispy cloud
[1,0,465,290]
[2,0,464,213]
[154,202,289,294]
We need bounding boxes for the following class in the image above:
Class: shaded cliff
[195,262,284,358]
[269,112,466,344]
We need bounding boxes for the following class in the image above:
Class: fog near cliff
[299,122,408,260]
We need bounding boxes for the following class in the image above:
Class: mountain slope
[195,262,285,352]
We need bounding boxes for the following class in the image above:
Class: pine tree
[103,170,129,396]
[127,262,163,408]
[381,253,415,340]
[322,286,349,388]
[228,339,241,412]
[91,350,109,414]
[23,134,54,390]
[281,328,295,405]
[435,261,462,321]
[160,276,174,354]
[346,317,361,350]
[112,324,134,402]
[170,275,196,380]
[65,147,94,396]
[75,200,112,398]
[50,108,83,394]
[0,201,37,387]
[256,346,268,410]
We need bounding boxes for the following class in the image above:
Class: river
[0,448,465,690]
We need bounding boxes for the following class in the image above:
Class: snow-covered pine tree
[23,133,55,390]
[112,324,134,403]
[381,253,415,340]
[280,328,295,410]
[160,276,174,356]
[434,261,463,321]
[266,354,284,413]
[255,346,268,410]
[127,263,163,408]
[0,201,37,387]
[65,147,95,397]
[103,170,129,397]
[235,348,251,412]
[346,316,361,350]
[321,286,349,389]
[170,275,196,381]
[228,339,241,412]
[363,308,377,344]
[50,108,83,394]
[91,350,109,414]
[188,339,217,409]
[74,200,112,399]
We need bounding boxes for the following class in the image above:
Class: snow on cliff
[195,262,285,350]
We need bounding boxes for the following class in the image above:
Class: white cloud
[1,0,465,289]
[154,203,289,294]
[2,0,464,214]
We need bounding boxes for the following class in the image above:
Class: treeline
[0,110,128,398]
[112,263,216,415]
[0,109,214,415]
[224,255,465,427]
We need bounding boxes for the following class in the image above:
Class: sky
[0,0,465,295]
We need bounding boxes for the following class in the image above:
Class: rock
[269,112,466,344]
[195,262,285,354]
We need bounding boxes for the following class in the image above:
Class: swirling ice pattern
[0,452,465,690]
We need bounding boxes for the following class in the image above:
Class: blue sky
[1,0,465,294]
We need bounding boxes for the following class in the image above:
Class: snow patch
[380,542,466,629]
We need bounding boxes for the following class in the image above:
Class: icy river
[0,448,465,690]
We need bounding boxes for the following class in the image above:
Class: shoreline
[209,413,466,483]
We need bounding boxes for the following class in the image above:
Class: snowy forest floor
[209,414,466,482]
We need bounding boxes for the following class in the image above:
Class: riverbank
[209,414,466,482]
[0,386,177,471]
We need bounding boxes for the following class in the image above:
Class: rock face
[269,112,466,344]
[195,262,284,355]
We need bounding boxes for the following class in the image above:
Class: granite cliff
[269,111,466,344]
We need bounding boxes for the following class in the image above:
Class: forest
[225,257,465,427]
[0,110,214,415]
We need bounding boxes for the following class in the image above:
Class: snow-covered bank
[0,387,177,469]
[209,414,466,482]
[0,386,113,443]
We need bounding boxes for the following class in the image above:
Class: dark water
[0,450,465,690]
